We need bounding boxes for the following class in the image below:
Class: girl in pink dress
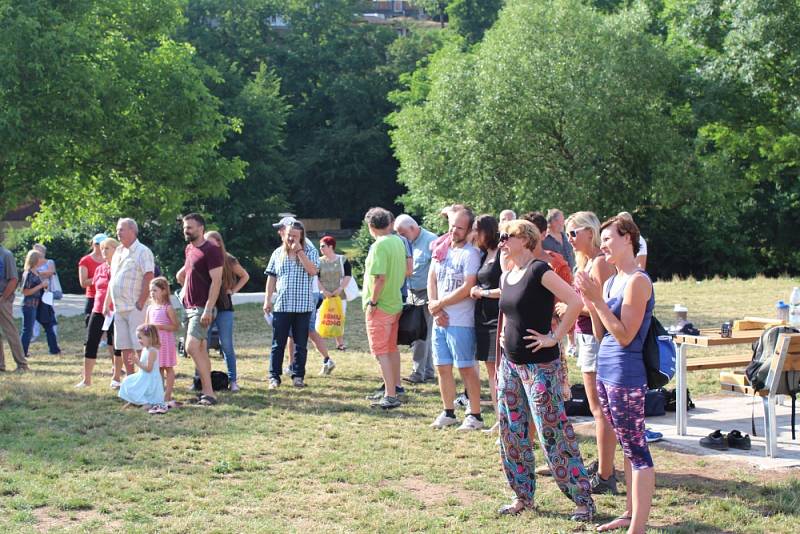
[145,277,180,413]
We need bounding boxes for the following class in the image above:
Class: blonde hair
[149,276,171,305]
[23,250,43,272]
[136,324,161,349]
[566,211,601,271]
[100,237,119,252]
[500,220,540,251]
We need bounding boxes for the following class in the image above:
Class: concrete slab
[575,394,800,470]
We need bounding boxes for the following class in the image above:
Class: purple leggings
[596,380,653,470]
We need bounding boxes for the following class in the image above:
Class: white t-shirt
[434,243,481,327]
[637,236,648,257]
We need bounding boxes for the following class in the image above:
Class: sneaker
[402,374,425,384]
[74,380,90,388]
[590,472,619,495]
[366,384,405,401]
[395,385,406,400]
[430,411,459,429]
[229,381,240,393]
[148,404,168,415]
[293,376,305,388]
[586,460,598,477]
[726,429,752,450]
[371,395,402,409]
[454,393,468,409]
[699,429,729,451]
[269,378,280,389]
[110,379,121,389]
[457,414,485,431]
[645,428,663,443]
[320,359,336,376]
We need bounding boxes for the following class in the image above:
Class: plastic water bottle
[790,287,800,327]
[777,301,790,323]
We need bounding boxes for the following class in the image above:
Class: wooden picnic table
[674,327,763,435]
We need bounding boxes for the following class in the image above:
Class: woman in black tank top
[494,220,595,521]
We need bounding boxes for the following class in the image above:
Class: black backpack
[564,384,592,416]
[744,326,800,438]
[642,315,676,389]
[194,370,229,391]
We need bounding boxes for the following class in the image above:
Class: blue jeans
[21,305,60,356]
[270,311,311,381]
[207,310,237,382]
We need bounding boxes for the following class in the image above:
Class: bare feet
[597,514,632,532]
[498,498,530,515]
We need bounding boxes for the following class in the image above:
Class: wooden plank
[681,331,761,347]
[735,318,785,331]
[686,355,752,371]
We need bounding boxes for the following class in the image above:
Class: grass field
[1,277,799,533]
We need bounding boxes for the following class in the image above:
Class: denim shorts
[432,326,477,368]
[575,332,600,373]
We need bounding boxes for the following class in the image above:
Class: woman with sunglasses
[576,216,655,534]
[558,212,618,495]
[495,220,594,521]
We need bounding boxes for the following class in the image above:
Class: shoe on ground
[320,359,336,376]
[74,380,90,388]
[424,375,437,383]
[590,472,619,495]
[454,393,468,409]
[269,378,280,389]
[229,381,240,393]
[293,376,305,388]
[166,400,182,409]
[430,411,459,429]
[148,404,168,415]
[645,428,663,443]
[497,499,530,516]
[367,384,404,401]
[457,414,485,431]
[402,374,425,384]
[535,464,552,476]
[110,379,121,389]
[726,429,751,450]
[586,459,599,477]
[699,429,729,450]
[15,366,30,373]
[373,395,401,410]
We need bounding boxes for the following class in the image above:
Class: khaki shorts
[186,307,216,341]
[114,308,146,351]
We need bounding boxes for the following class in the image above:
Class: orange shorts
[366,307,400,356]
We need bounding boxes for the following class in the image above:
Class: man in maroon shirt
[177,213,224,405]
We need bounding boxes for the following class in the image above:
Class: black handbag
[565,384,592,416]
[36,300,57,326]
[397,304,427,346]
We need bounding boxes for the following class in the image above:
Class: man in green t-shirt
[362,207,407,410]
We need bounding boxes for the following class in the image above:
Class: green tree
[446,0,503,44]
[0,0,245,233]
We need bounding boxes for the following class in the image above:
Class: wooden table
[674,328,763,435]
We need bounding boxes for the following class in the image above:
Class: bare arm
[370,274,386,304]
[78,266,92,288]
[405,256,413,277]
[38,261,55,278]
[164,305,180,332]
[524,271,581,352]
[202,266,223,326]
[21,276,47,296]
[583,273,651,347]
[430,274,476,315]
[230,262,250,294]
[137,271,154,311]
[296,250,319,276]
[426,263,438,302]
[176,267,186,286]
[263,275,276,314]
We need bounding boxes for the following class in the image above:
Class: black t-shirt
[499,259,559,364]
[475,249,502,329]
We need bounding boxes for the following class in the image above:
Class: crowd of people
[0,205,655,532]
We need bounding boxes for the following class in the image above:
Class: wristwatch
[482,289,490,298]
[367,300,378,307]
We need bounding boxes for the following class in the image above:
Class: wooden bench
[718,333,800,457]
[687,355,754,372]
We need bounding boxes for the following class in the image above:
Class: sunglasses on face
[499,232,512,243]
[568,227,586,238]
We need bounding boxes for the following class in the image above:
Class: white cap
[673,304,688,313]
[272,216,298,228]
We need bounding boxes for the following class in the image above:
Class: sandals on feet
[497,499,530,516]
[571,504,595,522]
[198,395,218,406]
[596,514,632,532]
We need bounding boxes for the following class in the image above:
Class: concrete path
[12,293,266,319]
[574,393,800,470]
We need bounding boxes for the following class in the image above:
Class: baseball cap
[272,216,298,228]
[92,233,108,244]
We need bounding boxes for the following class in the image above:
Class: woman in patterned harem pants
[495,219,594,521]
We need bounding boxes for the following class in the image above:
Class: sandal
[336,345,347,351]
[497,499,530,516]
[570,503,595,522]
[198,394,218,406]
[596,514,632,532]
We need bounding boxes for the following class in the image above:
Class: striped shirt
[265,244,320,313]
[110,239,154,313]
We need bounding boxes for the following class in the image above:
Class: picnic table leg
[676,342,688,436]
[762,396,778,458]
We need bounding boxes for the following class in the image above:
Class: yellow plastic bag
[316,296,344,338]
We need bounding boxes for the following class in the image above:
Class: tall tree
[0,0,245,232]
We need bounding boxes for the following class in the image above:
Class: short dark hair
[364,207,394,230]
[474,214,499,251]
[522,211,547,234]
[451,207,475,229]
[183,213,206,227]
[601,215,641,255]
